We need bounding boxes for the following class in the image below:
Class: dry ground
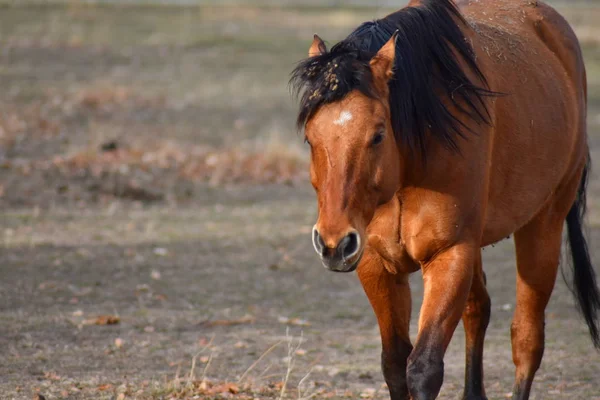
[1,2,600,399]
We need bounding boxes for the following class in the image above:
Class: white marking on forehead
[333,110,353,126]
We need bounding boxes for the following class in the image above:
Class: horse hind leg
[462,251,491,400]
[510,171,582,399]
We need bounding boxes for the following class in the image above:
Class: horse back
[462,0,585,99]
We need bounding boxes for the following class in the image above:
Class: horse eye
[371,131,385,146]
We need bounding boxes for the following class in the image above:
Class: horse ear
[370,31,398,83]
[309,34,327,57]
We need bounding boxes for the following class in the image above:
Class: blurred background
[1,1,600,399]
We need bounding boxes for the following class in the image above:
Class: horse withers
[290,0,599,399]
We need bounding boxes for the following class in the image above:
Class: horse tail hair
[566,156,600,349]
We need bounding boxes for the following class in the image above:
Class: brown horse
[290,0,600,399]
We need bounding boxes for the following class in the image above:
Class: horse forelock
[290,41,377,132]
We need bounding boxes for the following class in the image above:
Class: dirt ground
[2,3,600,400]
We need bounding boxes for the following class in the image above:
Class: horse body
[398,1,587,257]
[463,0,588,245]
[291,1,598,399]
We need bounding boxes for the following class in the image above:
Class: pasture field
[1,2,600,399]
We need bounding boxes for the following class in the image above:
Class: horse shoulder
[399,186,484,264]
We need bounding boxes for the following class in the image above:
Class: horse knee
[465,274,491,321]
[465,288,491,318]
[406,355,444,400]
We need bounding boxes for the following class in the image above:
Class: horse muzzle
[312,227,363,272]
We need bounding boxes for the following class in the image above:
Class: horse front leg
[407,242,476,400]
[357,249,413,400]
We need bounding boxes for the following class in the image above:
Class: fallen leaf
[198,380,209,391]
[43,371,61,381]
[205,383,240,395]
[277,316,311,326]
[201,315,255,327]
[84,315,120,325]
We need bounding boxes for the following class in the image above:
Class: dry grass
[135,329,383,400]
[1,83,308,206]
[76,85,167,111]
[27,330,383,400]
[56,138,307,186]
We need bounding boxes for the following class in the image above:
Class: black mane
[290,0,496,158]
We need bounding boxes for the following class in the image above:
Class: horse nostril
[312,227,326,256]
[313,228,361,263]
[339,231,360,260]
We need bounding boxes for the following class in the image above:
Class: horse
[290,0,600,399]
